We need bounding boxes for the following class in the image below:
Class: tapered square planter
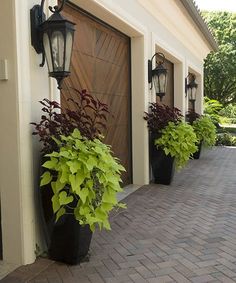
[193,141,202,159]
[150,134,175,185]
[38,158,92,265]
[49,214,92,265]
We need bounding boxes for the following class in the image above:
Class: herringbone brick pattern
[3,147,236,283]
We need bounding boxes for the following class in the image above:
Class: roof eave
[179,0,219,51]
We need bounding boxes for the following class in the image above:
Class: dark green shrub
[204,97,222,126]
[219,104,236,125]
[219,104,236,119]
[216,132,236,146]
[192,116,216,147]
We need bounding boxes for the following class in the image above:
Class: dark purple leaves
[144,103,182,134]
[185,110,201,125]
[31,89,109,154]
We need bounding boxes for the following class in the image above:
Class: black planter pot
[150,134,175,185]
[39,183,54,247]
[38,157,92,264]
[38,156,57,248]
[49,214,92,265]
[193,141,202,159]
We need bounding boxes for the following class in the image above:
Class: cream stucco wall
[0,0,57,265]
[139,0,212,59]
[0,0,24,265]
[0,0,213,265]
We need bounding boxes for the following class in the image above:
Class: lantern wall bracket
[30,0,67,67]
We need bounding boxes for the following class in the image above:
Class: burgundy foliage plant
[185,110,201,125]
[31,89,109,154]
[144,103,182,134]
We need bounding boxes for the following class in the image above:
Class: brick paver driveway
[3,147,236,283]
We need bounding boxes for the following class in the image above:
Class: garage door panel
[109,96,128,123]
[116,65,130,95]
[95,32,125,66]
[70,52,95,91]
[105,125,128,146]
[94,60,121,94]
[75,23,95,56]
[95,31,114,61]
[92,95,128,127]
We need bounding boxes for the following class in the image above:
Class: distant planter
[186,112,216,159]
[144,103,197,185]
[192,116,216,147]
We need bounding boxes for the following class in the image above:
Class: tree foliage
[203,11,236,105]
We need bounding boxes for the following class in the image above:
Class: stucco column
[195,73,203,114]
[0,0,33,265]
[0,0,57,265]
[131,36,149,185]
[174,63,185,114]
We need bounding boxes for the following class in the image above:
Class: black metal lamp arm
[49,0,66,13]
[31,0,67,67]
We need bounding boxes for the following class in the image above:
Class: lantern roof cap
[47,11,65,22]
[43,10,75,26]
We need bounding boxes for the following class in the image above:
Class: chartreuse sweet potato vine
[155,121,198,169]
[40,129,126,232]
[192,116,216,147]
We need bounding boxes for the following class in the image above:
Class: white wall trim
[151,32,185,113]
[151,33,185,64]
[71,0,147,37]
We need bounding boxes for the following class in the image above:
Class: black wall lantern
[148,52,168,101]
[186,73,198,111]
[30,0,76,89]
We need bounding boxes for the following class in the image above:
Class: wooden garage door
[61,4,132,186]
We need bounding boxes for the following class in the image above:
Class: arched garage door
[61,3,132,186]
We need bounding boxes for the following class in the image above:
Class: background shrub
[216,132,236,146]
[192,116,216,147]
[219,104,236,124]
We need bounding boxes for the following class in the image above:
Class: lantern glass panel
[65,31,73,72]
[43,33,53,72]
[188,86,197,100]
[153,73,167,94]
[159,73,167,93]
[51,31,64,72]
[153,74,160,94]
